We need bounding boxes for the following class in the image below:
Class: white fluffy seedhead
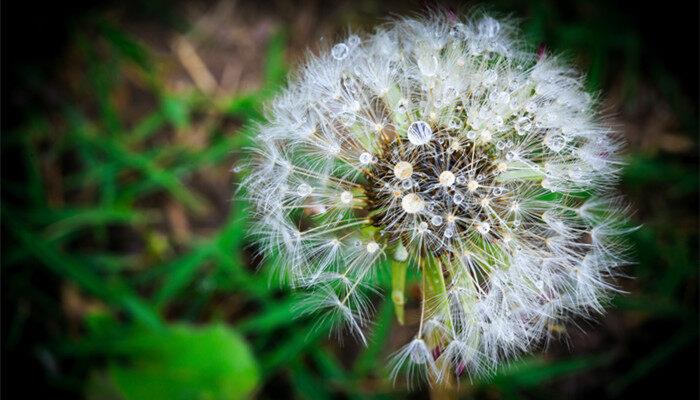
[242,11,632,384]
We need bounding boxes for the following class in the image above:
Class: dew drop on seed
[331,43,349,60]
[453,193,464,204]
[366,241,379,253]
[407,121,433,145]
[456,175,466,185]
[449,23,466,39]
[496,140,506,150]
[359,152,373,165]
[444,227,454,238]
[339,112,356,127]
[478,17,500,38]
[448,117,463,130]
[417,55,438,77]
[497,91,511,104]
[544,133,566,152]
[466,130,478,140]
[347,34,361,48]
[431,215,443,226]
[401,179,414,190]
[340,191,354,204]
[483,70,498,85]
[297,183,312,197]
[477,222,490,235]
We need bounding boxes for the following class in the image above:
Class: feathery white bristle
[242,11,632,383]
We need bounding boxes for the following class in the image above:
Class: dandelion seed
[242,11,632,385]
[407,121,433,145]
[401,193,425,214]
[331,43,349,60]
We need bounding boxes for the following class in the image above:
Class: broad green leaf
[91,324,259,400]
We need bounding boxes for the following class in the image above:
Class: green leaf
[91,324,259,400]
[161,95,190,130]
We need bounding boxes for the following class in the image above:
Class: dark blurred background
[2,1,698,399]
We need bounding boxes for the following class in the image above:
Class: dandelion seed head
[243,11,632,383]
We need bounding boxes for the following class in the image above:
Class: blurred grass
[2,1,697,399]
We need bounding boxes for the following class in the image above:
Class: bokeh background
[2,1,698,399]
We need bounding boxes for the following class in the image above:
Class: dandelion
[241,11,632,383]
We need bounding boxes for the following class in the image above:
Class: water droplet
[544,132,566,152]
[476,222,490,235]
[497,91,510,104]
[340,191,354,204]
[477,17,501,38]
[496,140,506,150]
[359,152,373,165]
[347,34,361,48]
[466,130,478,140]
[401,193,424,214]
[453,193,464,204]
[297,183,312,197]
[407,121,433,145]
[444,227,454,238]
[456,175,466,185]
[397,100,407,113]
[483,70,498,85]
[439,170,456,187]
[431,215,443,226]
[339,111,356,127]
[417,54,438,77]
[394,244,408,261]
[393,161,413,180]
[448,117,463,130]
[449,23,466,39]
[331,43,349,60]
[366,241,379,253]
[401,179,413,190]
